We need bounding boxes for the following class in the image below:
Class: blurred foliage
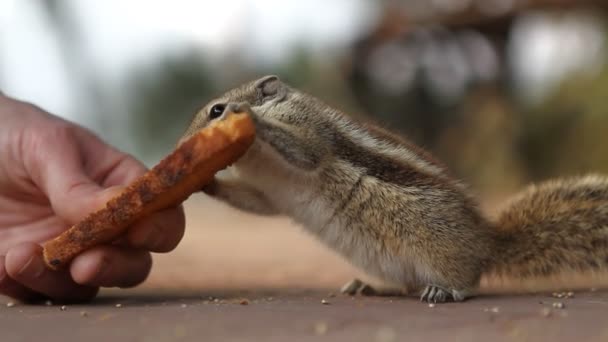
[518,62,608,180]
[33,0,608,197]
[123,46,361,162]
[124,50,220,160]
[339,4,608,195]
[111,11,608,196]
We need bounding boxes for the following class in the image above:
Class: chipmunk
[180,75,608,303]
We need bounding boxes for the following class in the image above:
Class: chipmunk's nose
[226,102,251,115]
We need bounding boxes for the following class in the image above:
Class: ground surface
[2,196,608,341]
[2,289,608,342]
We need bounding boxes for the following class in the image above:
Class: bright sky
[0,0,605,124]
[0,0,377,123]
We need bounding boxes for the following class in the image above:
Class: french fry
[42,111,255,270]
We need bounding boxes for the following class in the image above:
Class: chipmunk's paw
[420,285,468,303]
[340,278,377,296]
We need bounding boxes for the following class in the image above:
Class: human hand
[0,95,185,302]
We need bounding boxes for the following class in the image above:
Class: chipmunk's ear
[255,75,286,101]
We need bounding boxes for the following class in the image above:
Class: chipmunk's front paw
[420,285,468,303]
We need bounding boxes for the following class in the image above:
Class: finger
[22,123,108,224]
[0,256,41,302]
[70,246,152,288]
[101,154,147,187]
[73,128,148,187]
[127,206,186,253]
[5,243,98,302]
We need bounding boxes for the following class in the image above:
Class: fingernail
[17,255,45,279]
[91,258,111,284]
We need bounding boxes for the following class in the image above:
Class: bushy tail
[490,175,608,278]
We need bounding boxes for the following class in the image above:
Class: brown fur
[492,175,608,278]
[182,76,608,302]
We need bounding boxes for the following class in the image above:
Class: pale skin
[0,94,185,302]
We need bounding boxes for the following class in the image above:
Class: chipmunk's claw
[340,278,377,296]
[420,285,453,303]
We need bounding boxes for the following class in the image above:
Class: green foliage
[518,62,608,180]
[124,50,220,163]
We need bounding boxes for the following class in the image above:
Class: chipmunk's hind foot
[420,285,469,303]
[340,278,408,297]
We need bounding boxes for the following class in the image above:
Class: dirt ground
[2,195,608,341]
[2,289,608,342]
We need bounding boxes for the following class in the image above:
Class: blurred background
[1,0,608,291]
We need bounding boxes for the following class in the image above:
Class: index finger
[126,206,186,253]
[72,128,148,187]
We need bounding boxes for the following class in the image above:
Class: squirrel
[179,75,608,303]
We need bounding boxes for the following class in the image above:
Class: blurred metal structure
[393,0,608,27]
[343,0,608,188]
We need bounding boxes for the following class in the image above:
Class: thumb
[24,125,123,224]
[52,184,125,225]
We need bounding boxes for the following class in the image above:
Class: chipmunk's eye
[209,104,225,120]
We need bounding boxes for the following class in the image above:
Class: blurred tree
[124,50,220,163]
[32,0,608,199]
[344,1,608,197]
[518,59,608,180]
[39,0,109,131]
[268,45,362,118]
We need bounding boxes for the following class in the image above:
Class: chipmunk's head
[180,75,286,141]
[180,75,331,144]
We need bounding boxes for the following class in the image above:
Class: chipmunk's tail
[489,174,608,279]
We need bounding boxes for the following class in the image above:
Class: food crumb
[314,322,328,335]
[552,302,565,309]
[428,303,435,308]
[60,305,67,311]
[321,299,330,305]
[239,299,250,306]
[180,304,188,308]
[80,311,88,317]
[552,291,575,299]
[6,302,15,308]
[213,298,220,304]
[115,303,123,308]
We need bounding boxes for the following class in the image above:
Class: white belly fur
[233,139,432,290]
